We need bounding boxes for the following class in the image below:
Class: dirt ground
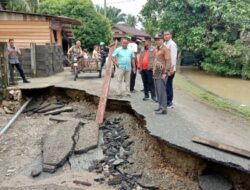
[0,94,199,190]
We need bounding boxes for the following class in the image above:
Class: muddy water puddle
[181,67,250,106]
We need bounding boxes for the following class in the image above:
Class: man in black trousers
[164,31,177,108]
[139,37,157,102]
[7,39,30,85]
[128,36,138,92]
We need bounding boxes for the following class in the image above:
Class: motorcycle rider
[67,40,83,70]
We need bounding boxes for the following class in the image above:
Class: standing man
[128,36,138,93]
[7,39,30,84]
[153,33,171,115]
[100,42,109,68]
[112,38,136,96]
[164,31,177,108]
[139,36,157,102]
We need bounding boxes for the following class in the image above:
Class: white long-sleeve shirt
[164,39,177,71]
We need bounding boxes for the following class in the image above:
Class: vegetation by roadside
[175,73,250,119]
[140,1,250,79]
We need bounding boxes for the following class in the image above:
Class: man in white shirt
[164,31,177,108]
[128,36,138,92]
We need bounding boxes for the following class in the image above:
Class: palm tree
[0,0,41,13]
[0,0,9,10]
[96,5,126,25]
[126,14,137,27]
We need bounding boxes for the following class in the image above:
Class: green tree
[125,14,137,27]
[38,0,112,49]
[96,5,126,25]
[141,0,250,79]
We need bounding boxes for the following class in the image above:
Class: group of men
[112,31,177,115]
[6,32,177,116]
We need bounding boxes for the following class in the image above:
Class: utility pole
[104,0,107,17]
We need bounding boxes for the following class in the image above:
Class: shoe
[151,97,158,102]
[126,92,131,97]
[130,90,137,93]
[23,80,30,83]
[9,82,17,86]
[154,108,161,111]
[167,102,174,108]
[143,96,149,101]
[155,109,167,115]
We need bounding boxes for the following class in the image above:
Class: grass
[175,73,250,119]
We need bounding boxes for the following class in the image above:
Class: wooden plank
[192,136,250,159]
[0,32,50,36]
[95,41,117,124]
[31,43,37,77]
[0,25,49,29]
[0,27,49,31]
[0,36,50,40]
[0,20,49,25]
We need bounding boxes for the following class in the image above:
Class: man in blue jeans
[164,31,177,108]
[7,39,30,85]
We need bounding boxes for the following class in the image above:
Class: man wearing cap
[164,31,177,108]
[153,33,171,114]
[112,38,136,96]
[139,36,157,102]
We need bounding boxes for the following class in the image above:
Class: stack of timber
[35,45,64,77]
[0,56,3,100]
[0,42,8,101]
[20,48,32,77]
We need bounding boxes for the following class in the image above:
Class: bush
[202,40,249,79]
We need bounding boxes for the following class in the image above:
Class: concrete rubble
[74,121,99,154]
[88,118,157,190]
[42,120,80,173]
[198,174,233,190]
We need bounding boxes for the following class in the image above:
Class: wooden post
[0,42,9,99]
[30,43,37,77]
[95,41,117,124]
[56,30,62,46]
[192,136,250,159]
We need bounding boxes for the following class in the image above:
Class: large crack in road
[0,87,249,189]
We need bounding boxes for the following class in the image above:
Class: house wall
[0,20,51,48]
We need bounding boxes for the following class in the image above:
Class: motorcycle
[71,55,82,81]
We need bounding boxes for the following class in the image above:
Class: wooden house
[0,10,80,49]
[112,24,151,40]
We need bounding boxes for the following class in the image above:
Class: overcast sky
[92,0,147,16]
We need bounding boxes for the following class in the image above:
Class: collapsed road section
[0,86,249,190]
